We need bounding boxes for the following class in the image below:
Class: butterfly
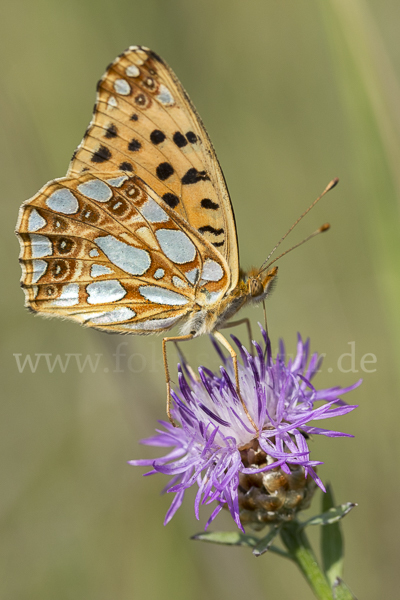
[16,45,284,427]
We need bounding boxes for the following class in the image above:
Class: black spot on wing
[119,162,133,172]
[156,162,174,181]
[212,241,225,247]
[150,130,166,145]
[128,139,141,152]
[186,131,197,143]
[104,124,118,138]
[162,193,179,208]
[198,225,224,236]
[173,132,187,148]
[91,145,111,163]
[130,113,139,121]
[201,198,219,210]
[181,168,209,185]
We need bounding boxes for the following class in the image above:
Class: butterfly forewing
[17,171,230,333]
[68,46,239,289]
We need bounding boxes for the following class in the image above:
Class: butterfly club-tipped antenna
[259,177,338,275]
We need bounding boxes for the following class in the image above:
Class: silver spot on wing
[125,65,140,77]
[95,235,151,275]
[106,175,129,187]
[77,180,112,202]
[29,234,52,258]
[121,315,182,331]
[114,79,131,95]
[31,259,48,283]
[141,199,169,223]
[201,259,224,282]
[86,280,127,305]
[51,283,80,307]
[172,276,186,289]
[46,188,79,214]
[139,285,189,306]
[185,267,199,285]
[90,307,136,324]
[90,264,113,278]
[28,209,46,232]
[156,84,175,106]
[155,229,196,264]
[107,95,118,109]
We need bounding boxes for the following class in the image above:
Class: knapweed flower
[130,328,360,531]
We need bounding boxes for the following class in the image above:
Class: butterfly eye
[248,277,263,297]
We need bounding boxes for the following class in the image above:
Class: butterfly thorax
[180,266,278,337]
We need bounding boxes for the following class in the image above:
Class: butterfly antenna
[261,223,331,272]
[259,177,338,273]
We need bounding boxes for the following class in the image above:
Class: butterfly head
[245,266,278,302]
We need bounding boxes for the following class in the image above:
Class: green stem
[280,522,333,600]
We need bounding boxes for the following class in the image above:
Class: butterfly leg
[213,331,258,433]
[162,334,194,426]
[219,317,254,355]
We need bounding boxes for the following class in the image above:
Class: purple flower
[130,328,360,531]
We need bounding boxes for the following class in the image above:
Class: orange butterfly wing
[68,46,239,286]
[16,46,239,334]
[17,172,230,333]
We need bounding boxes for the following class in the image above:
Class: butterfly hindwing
[17,172,230,332]
[68,45,239,291]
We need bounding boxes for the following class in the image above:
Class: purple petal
[210,334,227,364]
[164,490,185,525]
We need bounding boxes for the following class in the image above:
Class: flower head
[130,328,360,531]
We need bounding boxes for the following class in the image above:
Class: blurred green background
[1,0,399,598]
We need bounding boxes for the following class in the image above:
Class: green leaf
[253,526,281,557]
[319,485,351,586]
[302,503,356,528]
[332,577,358,600]
[191,531,259,547]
